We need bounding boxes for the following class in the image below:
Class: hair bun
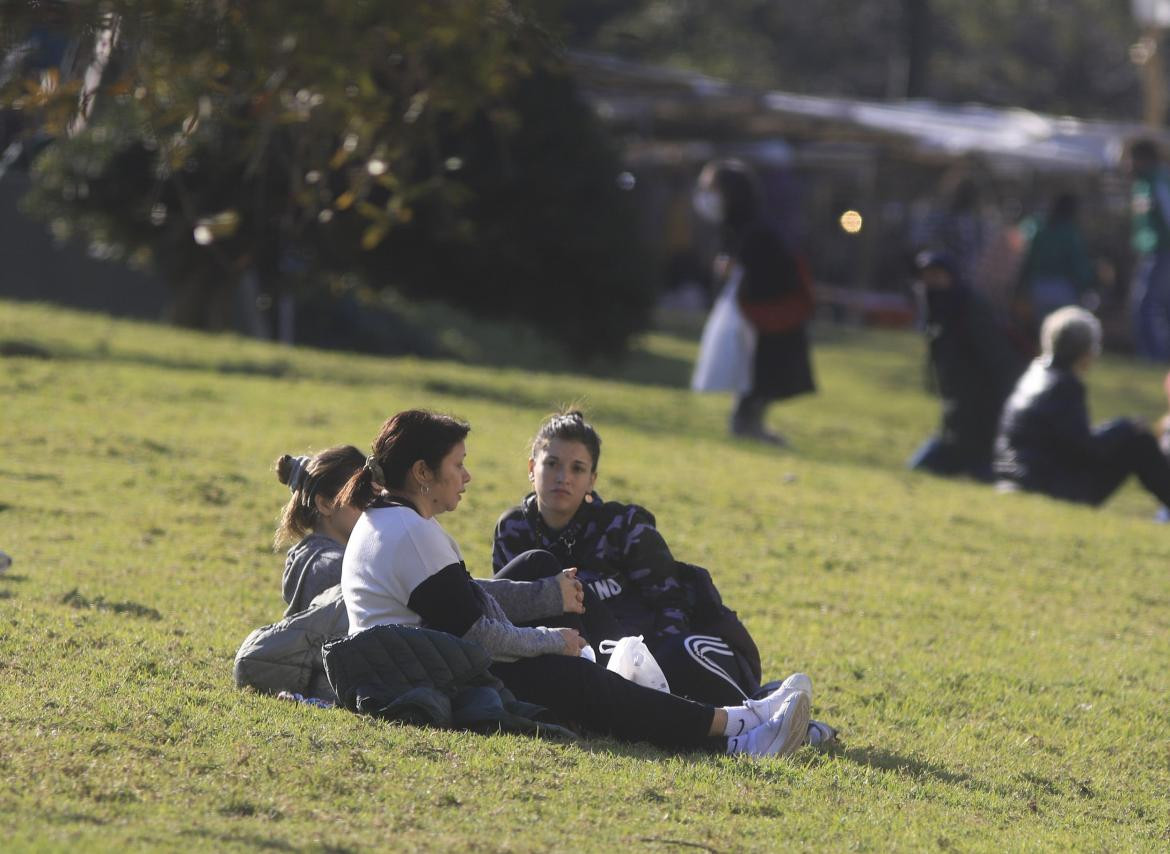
[275,454,295,485]
[276,454,312,493]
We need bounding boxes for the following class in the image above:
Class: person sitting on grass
[237,444,588,702]
[492,409,837,747]
[337,408,817,757]
[994,306,1170,511]
[274,446,367,616]
[908,251,1025,481]
[274,445,585,618]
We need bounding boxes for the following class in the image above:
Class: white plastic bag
[691,270,757,394]
[597,635,671,693]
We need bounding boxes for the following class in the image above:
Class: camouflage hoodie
[492,492,691,643]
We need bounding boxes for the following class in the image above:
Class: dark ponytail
[338,410,470,509]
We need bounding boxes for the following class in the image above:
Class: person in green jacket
[1130,139,1170,361]
[1017,192,1095,331]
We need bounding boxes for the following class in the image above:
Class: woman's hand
[556,627,586,656]
[559,567,585,614]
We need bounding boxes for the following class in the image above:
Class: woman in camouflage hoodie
[493,411,767,706]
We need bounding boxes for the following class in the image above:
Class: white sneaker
[806,719,839,748]
[742,672,812,729]
[729,691,810,758]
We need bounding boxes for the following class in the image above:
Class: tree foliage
[560,0,1147,120]
[0,1,654,354]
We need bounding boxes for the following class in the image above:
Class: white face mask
[692,188,724,224]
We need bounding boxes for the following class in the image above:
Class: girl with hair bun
[274,445,366,615]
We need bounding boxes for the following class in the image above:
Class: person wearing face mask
[909,251,1025,481]
[692,159,816,445]
[493,410,839,747]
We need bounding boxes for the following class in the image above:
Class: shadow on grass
[0,469,60,483]
[15,325,698,390]
[62,588,162,620]
[837,744,974,788]
[176,827,305,852]
[41,810,108,827]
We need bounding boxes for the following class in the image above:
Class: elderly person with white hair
[994,306,1170,509]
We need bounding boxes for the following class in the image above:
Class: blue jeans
[909,434,993,482]
[1133,251,1170,361]
[1029,276,1078,323]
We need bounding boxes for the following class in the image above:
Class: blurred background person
[1129,139,1170,361]
[995,306,1170,513]
[909,251,1024,481]
[692,159,815,445]
[912,175,989,288]
[1016,191,1097,337]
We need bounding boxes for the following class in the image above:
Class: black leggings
[1062,418,1170,505]
[1077,419,1170,506]
[490,654,720,751]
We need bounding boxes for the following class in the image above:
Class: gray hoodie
[282,534,344,617]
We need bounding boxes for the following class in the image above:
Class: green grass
[2,299,1169,852]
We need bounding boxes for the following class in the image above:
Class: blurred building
[569,50,1168,340]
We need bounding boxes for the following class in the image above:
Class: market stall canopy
[569,50,1170,175]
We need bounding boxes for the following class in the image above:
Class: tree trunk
[903,0,932,99]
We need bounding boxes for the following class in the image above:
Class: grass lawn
[1,299,1169,852]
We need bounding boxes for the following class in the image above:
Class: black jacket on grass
[322,624,574,738]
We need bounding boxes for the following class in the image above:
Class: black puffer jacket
[322,624,574,738]
[994,360,1101,500]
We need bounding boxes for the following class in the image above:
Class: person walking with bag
[691,159,815,445]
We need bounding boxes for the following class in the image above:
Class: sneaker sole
[767,692,811,758]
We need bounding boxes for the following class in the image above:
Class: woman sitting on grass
[274,445,581,619]
[994,306,1170,512]
[237,444,585,702]
[337,408,815,757]
[492,410,837,746]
